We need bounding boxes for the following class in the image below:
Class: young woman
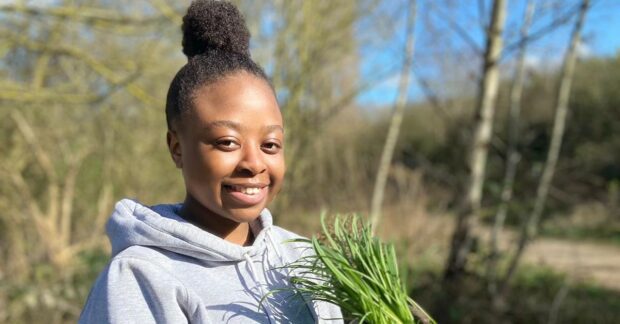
[79,1,342,323]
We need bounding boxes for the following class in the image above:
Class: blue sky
[357,0,620,106]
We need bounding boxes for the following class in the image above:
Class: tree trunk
[369,0,417,233]
[501,0,590,292]
[444,0,507,280]
[487,0,535,298]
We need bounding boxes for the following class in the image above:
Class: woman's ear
[167,130,183,168]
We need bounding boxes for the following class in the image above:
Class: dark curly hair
[165,0,270,130]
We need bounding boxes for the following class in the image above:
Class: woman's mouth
[222,184,268,206]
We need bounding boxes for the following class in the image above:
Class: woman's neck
[179,195,255,246]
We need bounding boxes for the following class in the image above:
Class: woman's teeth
[229,186,261,195]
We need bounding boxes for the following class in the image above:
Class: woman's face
[167,72,285,224]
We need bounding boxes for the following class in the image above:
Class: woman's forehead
[200,119,284,134]
[190,73,282,122]
[196,72,275,103]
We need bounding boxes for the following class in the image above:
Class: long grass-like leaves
[280,215,435,324]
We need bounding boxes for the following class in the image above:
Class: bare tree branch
[428,1,483,55]
[503,1,584,55]
[10,111,57,181]
[1,31,158,105]
[150,0,183,25]
[0,4,168,26]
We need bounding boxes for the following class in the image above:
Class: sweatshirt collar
[106,199,274,262]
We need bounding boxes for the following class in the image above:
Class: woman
[79,1,342,323]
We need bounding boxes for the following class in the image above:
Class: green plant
[281,215,434,324]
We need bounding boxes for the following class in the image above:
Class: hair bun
[182,0,250,59]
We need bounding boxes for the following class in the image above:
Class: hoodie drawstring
[244,252,275,324]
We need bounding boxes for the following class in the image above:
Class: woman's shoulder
[101,246,188,287]
[111,245,177,268]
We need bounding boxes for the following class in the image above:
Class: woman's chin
[223,205,267,224]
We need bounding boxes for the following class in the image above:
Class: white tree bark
[370,0,417,232]
[502,0,590,290]
[444,0,507,279]
[487,0,535,296]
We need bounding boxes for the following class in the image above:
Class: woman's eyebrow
[264,125,284,133]
[204,120,241,131]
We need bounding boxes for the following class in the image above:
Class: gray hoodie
[79,199,343,323]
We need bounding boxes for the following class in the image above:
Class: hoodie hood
[106,198,273,262]
[82,198,344,323]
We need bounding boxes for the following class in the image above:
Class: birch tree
[487,0,536,297]
[501,0,591,289]
[370,0,417,232]
[444,0,507,280]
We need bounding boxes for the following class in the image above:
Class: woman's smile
[222,183,269,206]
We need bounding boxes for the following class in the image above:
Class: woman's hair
[165,0,269,130]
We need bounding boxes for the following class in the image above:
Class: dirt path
[382,207,620,291]
[524,237,620,291]
[472,224,620,290]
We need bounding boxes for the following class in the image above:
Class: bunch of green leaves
[283,215,434,324]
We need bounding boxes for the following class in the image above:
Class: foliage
[409,264,620,324]
[390,53,620,227]
[282,215,434,324]
[540,202,620,245]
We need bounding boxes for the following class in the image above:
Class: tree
[0,2,181,321]
[370,0,417,232]
[501,0,591,290]
[487,0,536,298]
[444,0,507,281]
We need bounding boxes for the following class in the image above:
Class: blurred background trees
[1,0,619,323]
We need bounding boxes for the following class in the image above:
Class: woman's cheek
[269,156,286,192]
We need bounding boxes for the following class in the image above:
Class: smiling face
[167,72,285,225]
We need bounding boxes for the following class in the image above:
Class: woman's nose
[236,144,266,175]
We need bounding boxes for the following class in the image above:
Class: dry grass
[278,167,455,278]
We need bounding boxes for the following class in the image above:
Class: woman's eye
[262,142,281,153]
[216,140,240,150]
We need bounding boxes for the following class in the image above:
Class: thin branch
[317,65,401,125]
[477,0,488,30]
[428,2,483,55]
[0,4,167,26]
[59,149,91,247]
[1,31,158,106]
[411,65,451,119]
[10,111,57,181]
[503,1,584,55]
[547,280,571,324]
[0,87,101,104]
[150,0,183,25]
[1,168,44,221]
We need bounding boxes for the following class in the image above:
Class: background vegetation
[1,0,618,323]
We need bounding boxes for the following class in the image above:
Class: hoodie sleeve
[79,257,190,324]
